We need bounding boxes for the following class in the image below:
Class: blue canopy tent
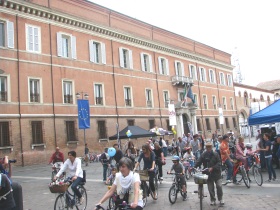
[248,99,280,126]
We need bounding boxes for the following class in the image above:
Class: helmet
[245,143,252,148]
[172,155,180,161]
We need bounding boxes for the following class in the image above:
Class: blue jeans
[224,158,233,180]
[71,177,82,199]
[194,150,200,160]
[103,164,108,181]
[265,156,276,180]
[163,147,167,157]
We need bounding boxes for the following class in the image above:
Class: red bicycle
[232,160,250,188]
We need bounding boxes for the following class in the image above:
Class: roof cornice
[0,0,233,70]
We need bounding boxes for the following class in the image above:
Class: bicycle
[247,153,263,186]
[51,162,65,181]
[95,202,132,210]
[182,158,195,180]
[53,177,87,210]
[167,172,186,204]
[193,168,208,210]
[231,160,250,188]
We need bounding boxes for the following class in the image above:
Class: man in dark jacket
[195,141,224,206]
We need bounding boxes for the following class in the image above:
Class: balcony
[171,76,194,86]
[146,100,152,107]
[95,97,103,105]
[125,99,132,106]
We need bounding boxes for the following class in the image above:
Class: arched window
[267,96,271,104]
[275,93,280,100]
[260,94,264,101]
[244,91,248,106]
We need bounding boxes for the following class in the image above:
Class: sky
[89,0,280,86]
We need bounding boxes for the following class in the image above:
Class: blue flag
[78,99,90,129]
[187,86,195,103]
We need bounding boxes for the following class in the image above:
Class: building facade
[0,0,236,165]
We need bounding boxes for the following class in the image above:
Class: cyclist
[182,147,195,167]
[220,135,233,184]
[134,143,157,200]
[95,157,143,210]
[167,155,187,201]
[106,167,117,185]
[190,134,201,160]
[48,147,64,165]
[195,141,224,206]
[53,151,84,204]
[153,142,165,181]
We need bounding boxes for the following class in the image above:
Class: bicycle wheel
[151,176,158,200]
[185,168,190,180]
[77,185,87,210]
[108,196,115,210]
[141,182,148,207]
[252,165,263,186]
[54,194,68,210]
[240,166,250,188]
[168,185,177,204]
[198,185,203,210]
[190,168,195,177]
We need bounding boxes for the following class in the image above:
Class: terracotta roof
[256,80,280,91]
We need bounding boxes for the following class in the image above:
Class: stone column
[190,108,197,134]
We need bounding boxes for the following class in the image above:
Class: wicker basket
[194,174,208,185]
[138,170,149,181]
[49,184,69,193]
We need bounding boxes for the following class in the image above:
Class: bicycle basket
[49,184,69,193]
[138,170,149,181]
[194,174,208,184]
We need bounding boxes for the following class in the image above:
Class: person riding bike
[153,142,165,181]
[220,135,233,184]
[182,147,195,167]
[49,147,64,165]
[167,155,187,201]
[53,151,84,205]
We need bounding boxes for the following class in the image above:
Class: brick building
[0,0,236,165]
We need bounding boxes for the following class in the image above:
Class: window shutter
[166,59,169,75]
[129,50,133,69]
[140,53,145,71]
[181,62,185,76]
[71,35,77,59]
[204,69,207,82]
[119,47,124,67]
[7,21,14,48]
[34,27,39,52]
[57,32,62,56]
[148,54,153,72]
[101,42,106,64]
[89,40,94,62]
[158,57,162,74]
[174,61,178,76]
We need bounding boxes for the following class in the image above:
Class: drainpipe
[16,15,24,166]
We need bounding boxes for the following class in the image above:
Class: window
[227,74,233,86]
[127,119,134,126]
[197,119,202,132]
[149,119,155,129]
[244,91,248,106]
[63,81,73,104]
[166,119,172,131]
[189,65,197,80]
[29,78,41,103]
[193,94,198,105]
[158,57,169,75]
[212,96,217,109]
[219,72,225,85]
[209,69,216,83]
[146,89,153,107]
[66,121,76,142]
[0,76,7,102]
[267,96,271,104]
[26,24,41,53]
[94,84,104,105]
[175,61,184,76]
[97,120,107,139]
[89,40,106,64]
[232,118,237,128]
[124,87,132,107]
[260,94,264,101]
[179,91,184,101]
[31,121,43,144]
[140,53,153,72]
[222,97,227,110]
[57,32,76,59]
[215,118,220,130]
[163,91,169,108]
[199,67,207,82]
[230,98,234,110]
[225,118,229,129]
[202,95,208,109]
[119,47,133,69]
[0,122,10,147]
[206,118,211,130]
[0,20,14,48]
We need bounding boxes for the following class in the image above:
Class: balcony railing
[0,91,7,102]
[125,99,131,106]
[171,76,194,86]
[64,95,73,104]
[147,100,152,107]
[30,93,40,102]
[95,97,103,105]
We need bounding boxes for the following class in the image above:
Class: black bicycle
[193,168,208,210]
[95,202,132,210]
[167,172,186,204]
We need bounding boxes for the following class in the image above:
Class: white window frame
[158,56,169,75]
[209,69,216,83]
[124,86,133,107]
[193,94,198,106]
[163,90,169,108]
[222,97,227,110]
[0,75,11,102]
[212,95,217,109]
[140,53,153,72]
[227,74,233,87]
[219,72,225,85]
[94,83,104,106]
[230,97,234,110]
[175,61,185,76]
[189,64,197,80]
[28,77,42,103]
[62,80,74,104]
[26,24,41,53]
[145,88,153,108]
[119,47,133,69]
[57,32,77,59]
[202,94,208,109]
[0,19,14,48]
[89,40,106,64]
[199,67,207,82]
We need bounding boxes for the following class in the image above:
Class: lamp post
[76,92,89,144]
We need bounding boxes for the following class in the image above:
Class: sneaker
[151,191,158,200]
[220,200,225,205]
[223,180,231,185]
[183,192,187,201]
[233,181,241,185]
[266,179,271,182]
[159,177,163,181]
[210,201,216,206]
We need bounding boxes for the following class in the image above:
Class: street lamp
[76,92,90,144]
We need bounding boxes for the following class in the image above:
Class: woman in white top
[95,157,143,210]
[54,150,84,204]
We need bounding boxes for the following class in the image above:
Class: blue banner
[78,99,90,129]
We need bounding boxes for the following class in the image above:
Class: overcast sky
[90,0,279,86]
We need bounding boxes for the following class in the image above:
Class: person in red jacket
[49,147,64,164]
